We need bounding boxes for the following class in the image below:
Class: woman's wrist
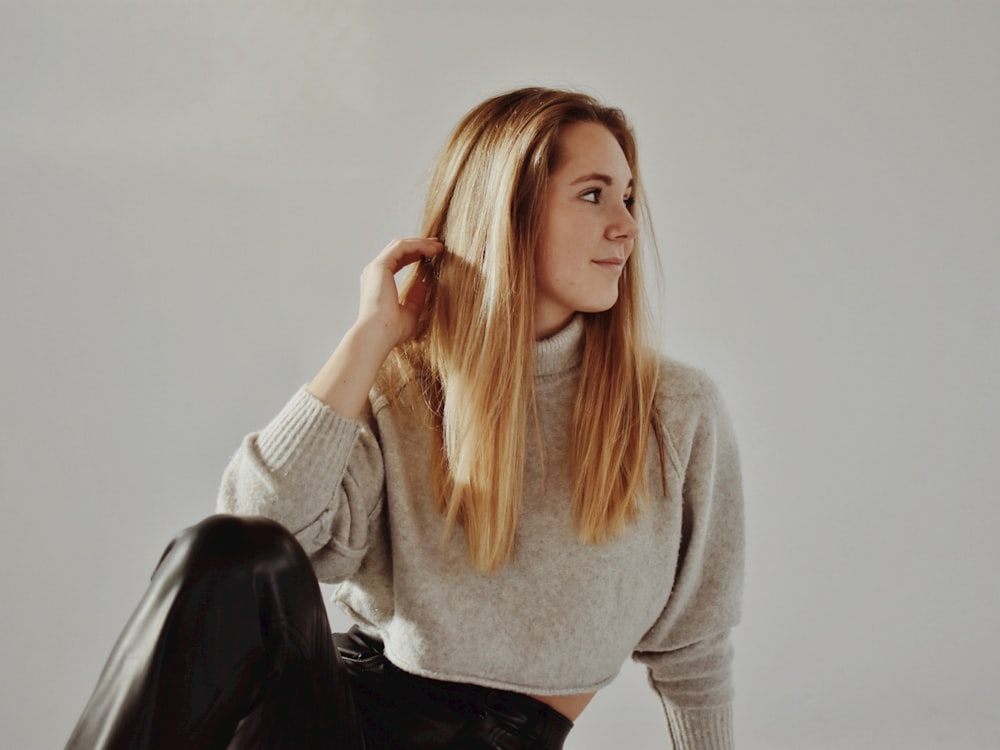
[307,321,397,420]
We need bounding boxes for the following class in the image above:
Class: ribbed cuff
[256,386,361,478]
[664,705,733,750]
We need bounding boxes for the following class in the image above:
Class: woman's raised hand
[356,238,444,348]
[307,238,444,420]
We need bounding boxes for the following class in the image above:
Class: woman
[67,87,743,750]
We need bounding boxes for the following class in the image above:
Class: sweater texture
[218,315,744,749]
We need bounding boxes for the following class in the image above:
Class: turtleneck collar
[534,315,584,378]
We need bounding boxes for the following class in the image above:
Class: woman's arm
[217,238,443,579]
[633,371,745,750]
[307,237,443,419]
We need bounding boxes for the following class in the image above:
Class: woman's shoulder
[654,353,727,413]
[651,353,736,464]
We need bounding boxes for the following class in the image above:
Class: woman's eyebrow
[569,173,634,189]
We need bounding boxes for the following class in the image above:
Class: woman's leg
[65,515,363,750]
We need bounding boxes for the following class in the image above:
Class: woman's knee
[155,514,304,579]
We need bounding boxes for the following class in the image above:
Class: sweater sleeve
[632,376,745,750]
[216,386,386,582]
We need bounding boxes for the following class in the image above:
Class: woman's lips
[593,258,624,270]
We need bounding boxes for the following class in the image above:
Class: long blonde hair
[384,87,662,571]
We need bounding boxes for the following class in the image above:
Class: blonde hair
[384,87,663,571]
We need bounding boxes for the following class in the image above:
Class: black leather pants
[337,628,573,750]
[66,514,359,749]
[65,515,572,750]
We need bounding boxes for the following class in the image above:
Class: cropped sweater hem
[383,646,621,696]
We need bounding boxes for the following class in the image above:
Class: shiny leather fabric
[65,515,572,750]
[65,515,362,750]
[336,628,573,750]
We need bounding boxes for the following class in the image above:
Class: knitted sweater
[218,316,744,749]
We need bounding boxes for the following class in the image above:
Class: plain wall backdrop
[2,2,998,748]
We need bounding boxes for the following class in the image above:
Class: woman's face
[534,121,638,339]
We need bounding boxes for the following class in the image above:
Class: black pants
[65,515,572,750]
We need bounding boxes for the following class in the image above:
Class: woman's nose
[608,204,639,241]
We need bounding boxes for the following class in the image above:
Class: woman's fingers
[400,272,429,316]
[373,237,444,275]
[361,239,443,305]
[356,238,444,342]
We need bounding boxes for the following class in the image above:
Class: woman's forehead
[551,122,633,182]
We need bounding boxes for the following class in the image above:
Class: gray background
[2,2,998,748]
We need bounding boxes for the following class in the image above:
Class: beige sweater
[218,316,744,749]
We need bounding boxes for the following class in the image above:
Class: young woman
[67,87,744,750]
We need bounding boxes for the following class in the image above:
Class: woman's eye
[582,188,601,203]
[624,196,636,210]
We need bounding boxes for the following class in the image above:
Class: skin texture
[307,238,444,420]
[534,122,639,339]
